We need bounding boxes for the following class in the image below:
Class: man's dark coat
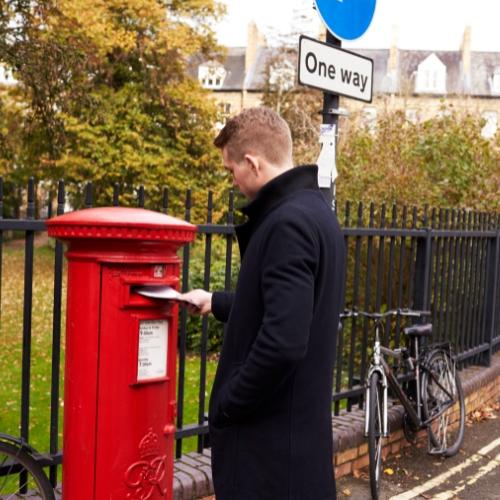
[209,165,346,500]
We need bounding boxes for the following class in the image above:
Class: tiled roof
[346,49,392,94]
[191,43,500,98]
[397,50,464,94]
[220,48,247,90]
[470,51,500,96]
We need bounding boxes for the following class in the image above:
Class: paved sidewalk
[173,449,214,500]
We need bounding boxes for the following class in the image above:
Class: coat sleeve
[218,217,318,421]
[212,291,235,323]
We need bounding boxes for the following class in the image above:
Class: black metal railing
[337,201,500,413]
[1,177,500,485]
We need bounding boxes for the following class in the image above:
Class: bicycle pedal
[428,447,445,455]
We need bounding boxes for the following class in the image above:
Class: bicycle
[341,308,465,500]
[0,433,55,499]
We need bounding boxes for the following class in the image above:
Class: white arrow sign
[298,35,373,103]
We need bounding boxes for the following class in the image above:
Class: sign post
[319,32,341,209]
[307,0,377,208]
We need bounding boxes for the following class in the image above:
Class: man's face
[222,147,259,200]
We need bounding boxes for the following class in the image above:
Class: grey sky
[216,0,500,52]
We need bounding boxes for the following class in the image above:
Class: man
[179,107,346,500]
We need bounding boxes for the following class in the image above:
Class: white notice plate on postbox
[137,319,168,381]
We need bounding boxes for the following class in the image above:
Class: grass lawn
[0,245,65,451]
[0,243,217,457]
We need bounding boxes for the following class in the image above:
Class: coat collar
[236,165,319,258]
[240,164,319,221]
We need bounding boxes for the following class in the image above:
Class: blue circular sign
[314,0,377,41]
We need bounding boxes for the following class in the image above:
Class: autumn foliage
[336,108,500,213]
[0,0,229,217]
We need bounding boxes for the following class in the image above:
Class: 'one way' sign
[298,35,373,103]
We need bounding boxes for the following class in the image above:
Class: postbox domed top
[46,206,197,243]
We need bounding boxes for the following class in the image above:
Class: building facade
[194,24,500,137]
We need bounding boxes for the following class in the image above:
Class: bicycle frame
[365,332,458,438]
[364,341,421,439]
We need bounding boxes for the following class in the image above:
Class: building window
[415,54,447,94]
[215,103,232,130]
[405,108,421,124]
[493,74,500,93]
[218,102,231,125]
[437,108,453,119]
[362,106,377,131]
[198,64,227,89]
[0,64,16,86]
[481,111,498,138]
[269,60,296,93]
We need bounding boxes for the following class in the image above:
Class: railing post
[481,220,500,366]
[21,179,35,454]
[413,210,432,316]
[49,180,65,485]
[176,188,191,458]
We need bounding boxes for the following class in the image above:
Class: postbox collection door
[95,263,178,499]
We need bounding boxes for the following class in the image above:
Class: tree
[336,108,500,213]
[0,0,230,219]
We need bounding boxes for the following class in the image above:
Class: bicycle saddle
[403,323,433,337]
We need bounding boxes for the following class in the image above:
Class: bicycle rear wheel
[368,372,384,500]
[421,351,465,457]
[0,440,55,500]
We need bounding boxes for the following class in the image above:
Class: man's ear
[244,154,261,176]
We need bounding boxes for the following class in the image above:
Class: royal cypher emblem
[125,429,167,499]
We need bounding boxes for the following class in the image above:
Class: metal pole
[319,31,341,209]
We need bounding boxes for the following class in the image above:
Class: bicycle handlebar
[340,308,431,321]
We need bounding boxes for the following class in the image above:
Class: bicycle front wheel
[421,351,465,457]
[0,440,55,500]
[368,372,384,500]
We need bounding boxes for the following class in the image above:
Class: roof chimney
[245,21,259,73]
[461,25,471,74]
[389,25,398,71]
[318,22,327,43]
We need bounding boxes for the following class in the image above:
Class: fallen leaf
[384,468,394,475]
[395,454,402,459]
[420,494,433,499]
[353,469,368,478]
[414,476,420,480]
[470,410,483,422]
[402,468,410,476]
[459,449,466,455]
[342,489,351,496]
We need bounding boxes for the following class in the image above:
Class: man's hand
[177,289,213,315]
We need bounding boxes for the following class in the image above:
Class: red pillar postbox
[46,207,197,500]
